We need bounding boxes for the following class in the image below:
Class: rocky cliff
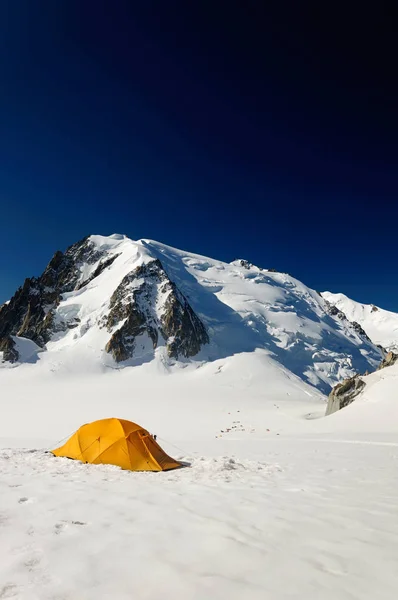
[0,336,19,363]
[326,375,366,415]
[103,259,209,362]
[377,351,398,371]
[0,237,110,348]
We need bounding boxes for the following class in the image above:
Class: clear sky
[1,2,397,310]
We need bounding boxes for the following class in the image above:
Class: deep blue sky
[1,1,397,310]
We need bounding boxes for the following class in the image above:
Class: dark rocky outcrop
[232,259,280,273]
[377,351,398,370]
[351,320,372,343]
[323,300,372,343]
[105,259,209,362]
[234,259,253,270]
[326,375,366,415]
[160,284,208,359]
[0,276,56,347]
[0,336,19,363]
[325,302,347,321]
[0,236,108,351]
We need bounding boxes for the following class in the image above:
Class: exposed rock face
[351,320,372,342]
[377,351,398,370]
[326,302,346,320]
[105,259,209,362]
[0,236,107,348]
[326,375,366,415]
[0,336,19,363]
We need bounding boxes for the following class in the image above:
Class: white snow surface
[322,291,398,353]
[3,234,382,393]
[1,348,398,598]
[1,235,397,599]
[0,352,398,600]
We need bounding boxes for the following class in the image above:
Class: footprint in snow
[0,513,9,526]
[0,584,19,599]
[54,522,66,535]
[24,554,41,571]
[54,520,87,534]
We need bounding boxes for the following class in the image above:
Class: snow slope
[322,291,398,352]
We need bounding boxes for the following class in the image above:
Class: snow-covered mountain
[0,234,382,393]
[322,291,398,353]
[1,236,398,600]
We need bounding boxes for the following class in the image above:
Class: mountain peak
[0,234,387,394]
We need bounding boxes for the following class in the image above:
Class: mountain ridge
[0,234,384,394]
[322,291,398,353]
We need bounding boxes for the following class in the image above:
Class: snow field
[1,438,398,600]
[1,361,398,598]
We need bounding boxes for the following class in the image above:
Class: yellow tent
[52,418,182,472]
